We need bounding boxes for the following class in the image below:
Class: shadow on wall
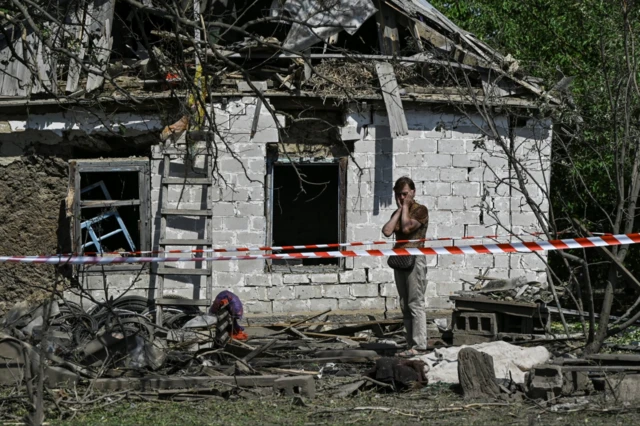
[373,125,393,216]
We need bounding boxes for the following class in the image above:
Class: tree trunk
[457,348,501,399]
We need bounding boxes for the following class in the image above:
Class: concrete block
[236,202,263,216]
[283,274,310,284]
[353,226,383,241]
[436,281,458,297]
[272,299,310,313]
[409,138,437,153]
[429,210,453,225]
[212,203,235,216]
[413,167,442,182]
[246,274,272,287]
[367,268,394,283]
[273,376,316,399]
[211,231,236,245]
[350,284,379,297]
[224,217,250,231]
[295,286,323,299]
[338,297,386,311]
[452,153,482,168]
[215,272,245,287]
[307,273,337,284]
[423,182,451,196]
[439,168,467,182]
[268,286,295,300]
[233,286,268,301]
[323,285,350,298]
[237,259,264,273]
[452,182,481,197]
[437,196,464,211]
[250,216,266,231]
[380,283,397,297]
[426,296,454,310]
[423,154,452,168]
[511,212,538,227]
[244,300,272,314]
[465,254,495,268]
[562,370,593,396]
[526,364,563,400]
[309,298,339,311]
[339,270,367,283]
[438,139,465,154]
[395,153,423,167]
[236,231,264,246]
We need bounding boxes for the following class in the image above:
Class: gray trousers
[393,255,427,350]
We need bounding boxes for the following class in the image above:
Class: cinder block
[437,196,464,210]
[236,202,263,216]
[237,259,264,273]
[452,311,497,336]
[380,283,397,297]
[215,272,244,287]
[308,274,338,285]
[236,232,264,246]
[438,139,465,154]
[338,297,385,311]
[395,153,423,167]
[413,167,442,182]
[233,286,268,301]
[246,274,272,287]
[409,139,437,153]
[224,217,249,231]
[338,270,367,283]
[423,182,451,196]
[212,203,235,216]
[323,285,350,298]
[423,154,452,168]
[439,168,467,182]
[283,274,310,284]
[273,376,316,399]
[244,300,272,314]
[268,286,295,300]
[295,286,323,299]
[452,182,480,197]
[526,364,563,400]
[350,284,379,297]
[309,298,339,311]
[367,268,394,283]
[272,300,310,313]
[465,254,494,268]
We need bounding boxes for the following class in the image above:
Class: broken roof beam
[85,0,116,93]
[375,61,408,137]
[375,0,401,55]
[66,3,92,93]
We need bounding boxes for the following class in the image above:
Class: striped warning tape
[61,231,557,257]
[2,233,637,265]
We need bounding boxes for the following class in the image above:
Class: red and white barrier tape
[2,233,637,265]
[58,231,558,257]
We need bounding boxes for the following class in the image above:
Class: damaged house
[0,0,553,317]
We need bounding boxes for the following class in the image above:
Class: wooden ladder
[155,148,214,326]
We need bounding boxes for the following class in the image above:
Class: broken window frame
[70,159,150,272]
[265,152,348,273]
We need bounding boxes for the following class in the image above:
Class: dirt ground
[51,381,640,426]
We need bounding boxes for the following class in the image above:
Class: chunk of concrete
[562,370,593,396]
[604,374,640,404]
[526,364,563,400]
[273,376,316,399]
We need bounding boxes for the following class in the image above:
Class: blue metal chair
[80,181,136,254]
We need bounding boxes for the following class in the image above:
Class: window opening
[271,162,341,268]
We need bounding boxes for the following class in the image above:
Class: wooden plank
[375,61,408,137]
[161,209,211,216]
[66,3,92,93]
[375,1,400,55]
[157,268,211,276]
[81,199,141,208]
[31,23,58,95]
[86,0,116,92]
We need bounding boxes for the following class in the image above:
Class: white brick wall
[79,100,551,315]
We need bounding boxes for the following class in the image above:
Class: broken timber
[375,62,409,137]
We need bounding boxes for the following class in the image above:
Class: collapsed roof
[0,0,556,108]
